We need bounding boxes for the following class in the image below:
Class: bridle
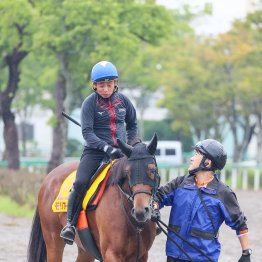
[116,154,160,209]
[116,154,160,262]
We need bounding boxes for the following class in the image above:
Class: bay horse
[28,134,160,262]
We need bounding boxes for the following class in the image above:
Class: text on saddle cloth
[51,162,114,213]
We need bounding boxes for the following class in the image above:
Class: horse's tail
[27,207,47,262]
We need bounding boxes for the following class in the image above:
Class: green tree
[159,9,261,163]
[0,0,38,169]
[231,10,262,163]
[159,36,226,142]
[32,0,175,172]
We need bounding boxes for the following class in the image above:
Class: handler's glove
[151,208,161,222]
[104,145,124,160]
[238,249,252,262]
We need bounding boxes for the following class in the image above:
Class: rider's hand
[104,145,124,160]
[151,208,161,222]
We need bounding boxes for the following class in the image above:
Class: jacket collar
[184,173,219,192]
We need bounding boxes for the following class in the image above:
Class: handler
[60,61,139,244]
[152,139,252,262]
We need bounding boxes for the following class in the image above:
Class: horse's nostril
[144,207,149,214]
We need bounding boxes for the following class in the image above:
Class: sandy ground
[0,190,261,262]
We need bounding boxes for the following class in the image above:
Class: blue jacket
[155,174,248,262]
[81,91,138,150]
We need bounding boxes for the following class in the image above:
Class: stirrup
[60,224,76,245]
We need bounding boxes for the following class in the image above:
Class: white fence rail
[1,160,261,191]
[159,167,262,191]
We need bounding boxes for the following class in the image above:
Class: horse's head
[117,133,160,223]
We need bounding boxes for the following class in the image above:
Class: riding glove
[151,209,161,222]
[104,145,124,160]
[238,254,251,262]
[238,249,252,262]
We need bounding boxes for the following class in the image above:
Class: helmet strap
[189,156,214,175]
[114,79,119,92]
[92,82,97,91]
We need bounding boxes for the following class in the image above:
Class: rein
[156,219,214,262]
[117,184,144,262]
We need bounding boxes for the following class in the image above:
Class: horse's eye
[147,168,157,180]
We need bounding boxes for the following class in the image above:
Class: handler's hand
[238,254,251,262]
[151,209,161,222]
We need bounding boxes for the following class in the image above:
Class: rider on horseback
[60,61,139,244]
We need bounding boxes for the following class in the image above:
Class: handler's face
[188,151,203,172]
[94,80,116,98]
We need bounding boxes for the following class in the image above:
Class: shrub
[0,168,45,209]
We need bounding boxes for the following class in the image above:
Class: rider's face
[94,80,116,98]
[188,151,203,172]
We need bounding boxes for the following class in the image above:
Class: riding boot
[60,185,85,245]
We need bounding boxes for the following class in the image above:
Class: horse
[28,134,160,262]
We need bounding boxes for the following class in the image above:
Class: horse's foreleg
[139,253,149,262]
[103,249,124,262]
[76,247,95,262]
[44,237,65,262]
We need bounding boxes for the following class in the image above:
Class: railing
[158,164,262,191]
[0,160,261,191]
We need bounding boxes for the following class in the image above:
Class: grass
[0,195,35,217]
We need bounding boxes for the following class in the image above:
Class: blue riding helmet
[91,61,118,82]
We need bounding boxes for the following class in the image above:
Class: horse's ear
[146,133,158,155]
[117,138,133,158]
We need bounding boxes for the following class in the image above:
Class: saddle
[52,160,116,261]
[52,161,114,213]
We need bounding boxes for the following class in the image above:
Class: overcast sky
[157,0,247,35]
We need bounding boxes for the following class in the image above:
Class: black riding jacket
[81,91,138,151]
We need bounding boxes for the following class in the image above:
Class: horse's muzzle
[131,206,151,223]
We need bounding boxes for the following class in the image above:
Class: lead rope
[157,219,214,262]
[117,185,143,262]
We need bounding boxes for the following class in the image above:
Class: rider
[60,61,139,244]
[152,139,251,262]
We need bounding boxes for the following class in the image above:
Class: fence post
[220,170,226,183]
[160,168,168,184]
[169,168,179,181]
[254,169,260,191]
[231,168,237,190]
[242,169,248,190]
[179,168,185,177]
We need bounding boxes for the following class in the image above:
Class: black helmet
[194,139,227,170]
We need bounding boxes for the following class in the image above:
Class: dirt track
[0,191,261,262]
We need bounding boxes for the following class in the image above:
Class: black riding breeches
[73,148,106,192]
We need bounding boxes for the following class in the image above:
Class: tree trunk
[0,49,27,169]
[47,72,67,173]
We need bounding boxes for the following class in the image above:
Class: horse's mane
[106,157,128,186]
